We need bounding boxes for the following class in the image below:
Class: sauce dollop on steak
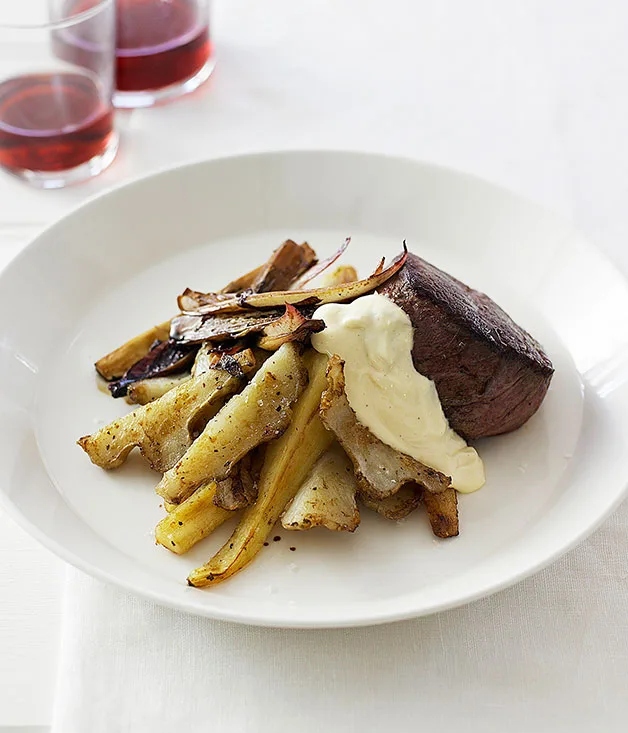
[379,253,553,440]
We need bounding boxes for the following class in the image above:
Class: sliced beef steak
[379,253,553,440]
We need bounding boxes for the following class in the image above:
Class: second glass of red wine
[0,1,117,188]
[114,0,214,108]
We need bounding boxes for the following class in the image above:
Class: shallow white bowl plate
[1,152,627,628]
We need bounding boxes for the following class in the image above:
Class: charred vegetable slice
[179,246,408,316]
[281,444,360,532]
[109,339,197,398]
[95,321,171,380]
[257,305,325,351]
[422,487,459,538]
[187,351,332,587]
[171,305,323,347]
[156,343,308,505]
[171,309,286,344]
[319,355,451,500]
[248,239,317,293]
[78,350,256,472]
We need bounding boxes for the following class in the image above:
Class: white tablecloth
[1,1,628,729]
[52,504,628,733]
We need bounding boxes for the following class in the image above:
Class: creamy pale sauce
[311,293,485,493]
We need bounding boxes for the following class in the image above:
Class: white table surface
[1,0,627,728]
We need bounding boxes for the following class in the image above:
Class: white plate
[1,151,627,628]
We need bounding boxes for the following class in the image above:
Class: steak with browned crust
[379,253,553,440]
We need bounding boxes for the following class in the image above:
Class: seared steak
[380,253,553,440]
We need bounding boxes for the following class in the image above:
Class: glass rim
[0,0,114,32]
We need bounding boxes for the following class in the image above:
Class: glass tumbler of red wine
[0,1,117,188]
[114,0,215,108]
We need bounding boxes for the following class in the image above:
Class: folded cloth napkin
[52,500,628,733]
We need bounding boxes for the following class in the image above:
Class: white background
[1,0,627,729]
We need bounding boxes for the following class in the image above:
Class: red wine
[116,0,212,92]
[0,72,114,172]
